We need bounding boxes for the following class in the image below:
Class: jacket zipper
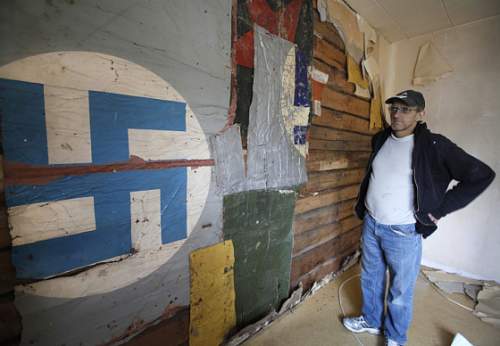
[413,167,434,226]
[413,168,420,212]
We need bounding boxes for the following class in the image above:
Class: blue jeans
[361,214,422,345]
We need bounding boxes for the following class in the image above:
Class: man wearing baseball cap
[342,90,495,346]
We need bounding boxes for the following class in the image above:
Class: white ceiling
[344,0,500,42]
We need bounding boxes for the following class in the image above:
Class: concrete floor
[243,265,500,346]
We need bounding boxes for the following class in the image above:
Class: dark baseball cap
[385,90,425,109]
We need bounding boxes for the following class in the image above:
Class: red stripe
[4,156,214,185]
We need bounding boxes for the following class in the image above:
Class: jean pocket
[389,223,416,237]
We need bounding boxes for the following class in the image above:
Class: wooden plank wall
[290,8,376,291]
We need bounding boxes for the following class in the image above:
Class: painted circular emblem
[0,52,211,297]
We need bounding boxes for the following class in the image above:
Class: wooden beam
[296,186,358,215]
[309,126,372,142]
[321,87,370,118]
[313,37,346,71]
[313,11,345,51]
[290,242,359,290]
[313,59,354,94]
[290,227,362,285]
[294,201,356,235]
[312,108,378,135]
[309,139,371,152]
[301,168,365,193]
[293,215,362,255]
[307,150,370,172]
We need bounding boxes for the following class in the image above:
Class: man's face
[389,101,421,137]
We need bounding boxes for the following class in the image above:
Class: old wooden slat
[290,227,362,285]
[313,59,354,94]
[321,87,370,118]
[301,168,365,193]
[308,150,371,162]
[312,11,345,51]
[309,139,371,152]
[290,242,359,290]
[295,185,358,214]
[313,37,346,71]
[312,108,377,135]
[309,125,372,142]
[307,150,370,172]
[289,2,371,290]
[293,200,356,235]
[123,306,189,346]
[293,215,362,255]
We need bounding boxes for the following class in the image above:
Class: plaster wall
[379,15,500,281]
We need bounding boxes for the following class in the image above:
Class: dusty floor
[243,265,500,346]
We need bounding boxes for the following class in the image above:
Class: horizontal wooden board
[290,227,362,285]
[313,37,345,71]
[307,150,370,172]
[313,59,354,94]
[123,306,189,346]
[308,150,371,162]
[313,11,345,51]
[309,139,371,152]
[309,125,372,142]
[290,242,359,290]
[321,87,370,118]
[302,169,365,194]
[312,108,377,135]
[293,215,362,255]
[293,200,356,235]
[295,186,358,214]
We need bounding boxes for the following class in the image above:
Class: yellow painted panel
[370,85,383,129]
[189,240,236,346]
[347,55,369,89]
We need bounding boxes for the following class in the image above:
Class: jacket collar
[386,121,428,138]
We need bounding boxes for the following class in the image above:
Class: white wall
[380,15,500,282]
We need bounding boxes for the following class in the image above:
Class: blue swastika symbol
[0,78,188,279]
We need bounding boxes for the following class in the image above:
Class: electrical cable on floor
[338,273,365,346]
[419,269,474,312]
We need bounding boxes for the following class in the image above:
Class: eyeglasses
[388,105,417,114]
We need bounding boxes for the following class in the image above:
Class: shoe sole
[343,323,381,335]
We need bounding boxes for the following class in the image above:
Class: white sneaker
[342,316,381,335]
[385,338,402,346]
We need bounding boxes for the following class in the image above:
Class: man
[342,90,495,346]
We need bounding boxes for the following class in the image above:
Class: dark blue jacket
[355,122,496,238]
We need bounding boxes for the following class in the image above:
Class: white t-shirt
[365,133,416,225]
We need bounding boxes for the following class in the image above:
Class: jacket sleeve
[432,136,495,219]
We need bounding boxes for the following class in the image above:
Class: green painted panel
[223,189,297,326]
